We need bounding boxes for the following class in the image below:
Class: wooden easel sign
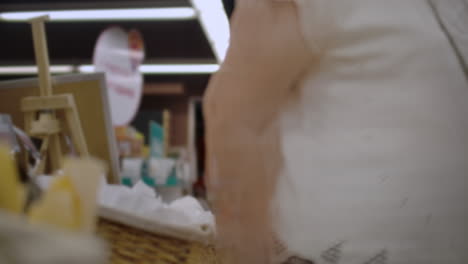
[21,16,89,174]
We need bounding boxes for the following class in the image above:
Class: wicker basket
[97,218,220,264]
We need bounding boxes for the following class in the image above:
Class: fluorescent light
[0,8,197,22]
[77,65,95,73]
[191,0,230,62]
[139,64,219,74]
[0,65,74,75]
[0,64,218,75]
[80,64,219,74]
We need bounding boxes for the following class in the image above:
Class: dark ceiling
[0,0,217,86]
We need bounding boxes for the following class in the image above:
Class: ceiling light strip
[79,64,219,74]
[0,64,219,75]
[0,8,197,22]
[0,65,74,75]
[190,0,230,62]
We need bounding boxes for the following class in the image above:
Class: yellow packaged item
[0,145,25,213]
[29,158,104,233]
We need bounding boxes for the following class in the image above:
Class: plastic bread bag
[0,211,107,264]
[29,158,106,233]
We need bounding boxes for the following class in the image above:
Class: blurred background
[0,2,230,262]
[0,0,231,199]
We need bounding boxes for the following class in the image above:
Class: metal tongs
[13,126,43,213]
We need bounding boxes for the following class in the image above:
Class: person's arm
[204,1,314,262]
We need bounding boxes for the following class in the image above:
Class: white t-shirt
[274,1,468,263]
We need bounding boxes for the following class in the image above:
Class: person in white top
[204,0,468,263]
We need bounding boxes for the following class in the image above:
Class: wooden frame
[0,73,120,183]
[187,96,203,184]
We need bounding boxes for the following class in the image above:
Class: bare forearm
[204,64,285,262]
[206,111,281,263]
[208,119,282,208]
[203,2,312,262]
[204,60,286,211]
[204,62,292,133]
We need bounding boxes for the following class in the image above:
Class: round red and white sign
[93,27,145,126]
